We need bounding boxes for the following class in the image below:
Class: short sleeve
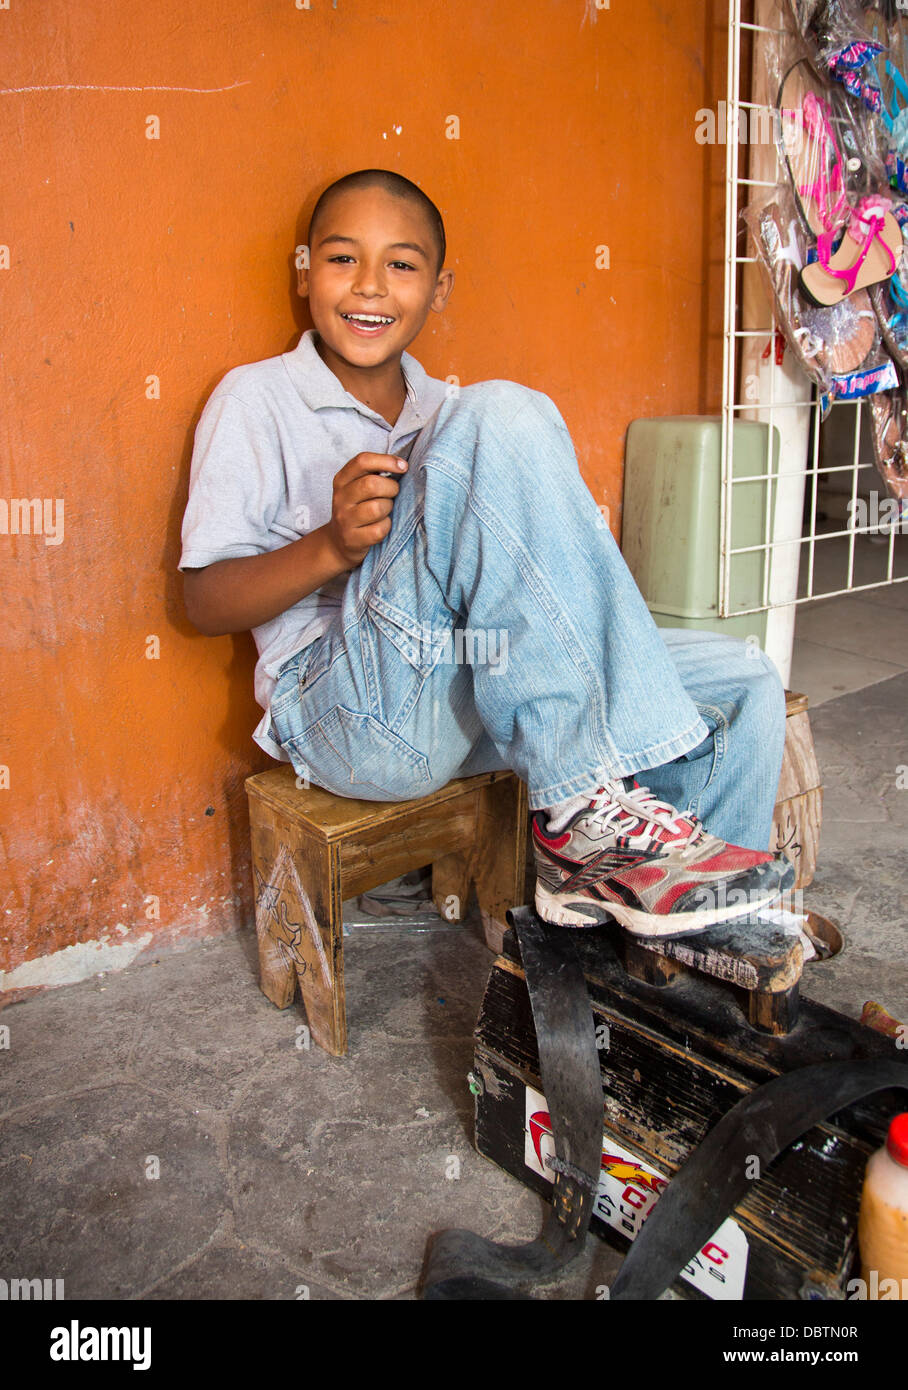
[179,390,284,571]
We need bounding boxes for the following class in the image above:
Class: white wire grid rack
[720,0,908,620]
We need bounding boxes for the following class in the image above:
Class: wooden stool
[771,689,823,891]
[245,766,528,1056]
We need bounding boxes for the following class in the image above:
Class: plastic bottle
[857,1112,908,1299]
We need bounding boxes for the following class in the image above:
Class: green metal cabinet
[621,416,780,645]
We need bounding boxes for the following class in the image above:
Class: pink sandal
[799,195,902,306]
[795,89,853,260]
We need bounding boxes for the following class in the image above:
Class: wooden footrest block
[615,914,803,1036]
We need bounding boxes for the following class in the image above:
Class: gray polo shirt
[180,329,449,759]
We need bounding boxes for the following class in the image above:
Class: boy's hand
[326,452,409,570]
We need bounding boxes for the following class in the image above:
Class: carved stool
[245,767,528,1056]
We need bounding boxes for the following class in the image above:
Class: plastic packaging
[744,184,890,412]
[774,51,886,222]
[868,381,908,496]
[787,0,885,111]
[856,1112,908,1298]
[742,5,908,419]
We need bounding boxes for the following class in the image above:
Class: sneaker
[358,867,434,917]
[533,780,795,938]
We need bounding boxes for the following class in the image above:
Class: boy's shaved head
[308,169,446,272]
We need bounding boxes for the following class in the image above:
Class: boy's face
[299,186,454,378]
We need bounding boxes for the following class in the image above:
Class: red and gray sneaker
[533,779,795,937]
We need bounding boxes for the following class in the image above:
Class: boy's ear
[431,267,455,313]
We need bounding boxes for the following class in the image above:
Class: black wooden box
[472,923,907,1301]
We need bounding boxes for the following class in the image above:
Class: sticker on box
[524,1083,748,1301]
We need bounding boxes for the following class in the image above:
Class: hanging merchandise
[799,193,902,305]
[868,380,908,495]
[775,59,883,232]
[744,186,892,411]
[745,14,905,411]
[787,0,886,111]
[863,1,908,193]
[880,57,908,191]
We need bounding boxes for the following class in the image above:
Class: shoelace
[583,780,708,862]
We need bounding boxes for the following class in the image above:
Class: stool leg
[432,848,472,923]
[746,983,800,1036]
[250,809,347,1056]
[470,775,529,951]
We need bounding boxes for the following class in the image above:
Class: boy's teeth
[345,314,393,324]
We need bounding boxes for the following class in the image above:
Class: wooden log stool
[770,689,823,891]
[245,766,528,1056]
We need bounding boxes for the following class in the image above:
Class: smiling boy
[180,168,794,938]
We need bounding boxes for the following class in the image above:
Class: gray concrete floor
[0,910,624,1300]
[2,614,906,1301]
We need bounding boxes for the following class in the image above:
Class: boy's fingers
[341,516,392,561]
[359,518,393,546]
[340,451,408,482]
[347,472,401,502]
[353,496,394,524]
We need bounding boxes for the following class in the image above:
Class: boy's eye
[324,255,417,271]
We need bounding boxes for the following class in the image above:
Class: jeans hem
[526,715,711,809]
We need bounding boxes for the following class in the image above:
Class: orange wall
[0,1,727,997]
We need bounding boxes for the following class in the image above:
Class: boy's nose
[352,262,387,297]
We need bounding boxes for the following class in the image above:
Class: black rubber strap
[611,1058,908,1301]
[423,910,603,1299]
[421,910,908,1301]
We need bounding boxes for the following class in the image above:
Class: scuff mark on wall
[0,930,154,992]
[0,81,251,95]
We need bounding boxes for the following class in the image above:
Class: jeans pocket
[282,704,432,800]
[365,594,453,678]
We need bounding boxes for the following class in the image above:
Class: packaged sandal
[774,54,885,246]
[799,193,902,304]
[868,379,908,496]
[868,204,908,363]
[745,186,885,404]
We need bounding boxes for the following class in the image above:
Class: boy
[180,169,793,938]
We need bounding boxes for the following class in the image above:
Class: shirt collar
[282,329,445,433]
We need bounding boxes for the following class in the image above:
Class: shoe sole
[534,880,788,938]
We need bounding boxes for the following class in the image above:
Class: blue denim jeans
[270,382,786,850]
